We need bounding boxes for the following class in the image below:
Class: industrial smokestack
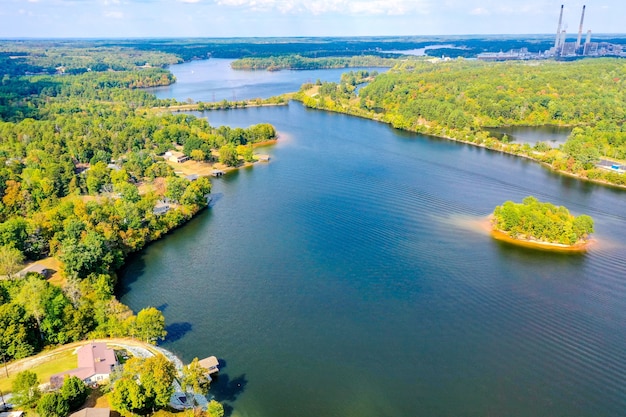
[555,4,564,48]
[576,5,586,49]
[586,29,592,44]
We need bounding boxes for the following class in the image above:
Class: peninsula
[490,196,594,252]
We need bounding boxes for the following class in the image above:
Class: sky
[0,0,624,38]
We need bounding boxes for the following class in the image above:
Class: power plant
[552,4,594,57]
[477,5,625,61]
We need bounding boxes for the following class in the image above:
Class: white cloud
[214,0,431,15]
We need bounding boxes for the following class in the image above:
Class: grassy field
[0,349,77,392]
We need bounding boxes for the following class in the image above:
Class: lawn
[0,349,77,393]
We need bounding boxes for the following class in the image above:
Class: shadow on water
[210,373,248,403]
[492,238,588,264]
[116,252,147,298]
[208,192,224,208]
[156,303,168,312]
[164,322,193,343]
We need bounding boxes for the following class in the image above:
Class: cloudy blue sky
[0,0,623,38]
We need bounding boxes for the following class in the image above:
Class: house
[153,202,171,216]
[165,151,189,164]
[18,263,52,278]
[69,409,110,417]
[185,174,199,182]
[50,343,118,388]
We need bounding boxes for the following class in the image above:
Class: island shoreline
[482,215,594,253]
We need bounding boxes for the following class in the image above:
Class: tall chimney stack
[555,4,564,49]
[585,30,592,44]
[576,5,586,49]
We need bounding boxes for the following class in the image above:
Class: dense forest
[231,55,398,71]
[296,58,626,186]
[492,196,594,245]
[0,46,276,364]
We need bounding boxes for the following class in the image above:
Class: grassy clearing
[0,349,77,393]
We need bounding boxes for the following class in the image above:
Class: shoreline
[482,216,594,253]
[291,96,626,191]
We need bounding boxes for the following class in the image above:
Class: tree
[12,370,41,407]
[0,302,39,360]
[15,275,49,331]
[114,182,141,203]
[110,376,146,416]
[0,245,25,278]
[85,161,111,195]
[111,355,176,416]
[181,358,211,395]
[218,144,239,167]
[190,149,206,162]
[207,400,225,417]
[36,392,70,417]
[60,375,89,411]
[165,177,189,204]
[236,144,255,163]
[134,307,167,344]
[139,355,176,410]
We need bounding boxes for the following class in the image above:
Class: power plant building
[478,5,625,61]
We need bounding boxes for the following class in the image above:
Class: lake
[120,62,626,417]
[145,58,386,102]
[486,125,572,147]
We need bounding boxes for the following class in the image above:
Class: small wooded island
[491,196,594,252]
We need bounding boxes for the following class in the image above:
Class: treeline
[0,42,182,75]
[1,267,168,361]
[0,68,175,122]
[231,55,398,71]
[492,196,594,245]
[296,58,626,186]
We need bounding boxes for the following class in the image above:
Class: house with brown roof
[50,343,118,388]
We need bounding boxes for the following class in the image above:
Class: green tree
[85,161,111,195]
[218,144,239,167]
[111,355,175,416]
[36,392,70,417]
[11,370,41,407]
[0,245,24,278]
[181,358,211,395]
[15,275,49,331]
[207,400,225,417]
[110,376,146,416]
[165,177,189,204]
[134,307,167,344]
[190,149,206,162]
[60,375,89,411]
[0,302,39,360]
[236,144,255,163]
[139,355,176,410]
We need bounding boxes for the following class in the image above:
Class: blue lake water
[120,61,626,417]
[146,58,385,102]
